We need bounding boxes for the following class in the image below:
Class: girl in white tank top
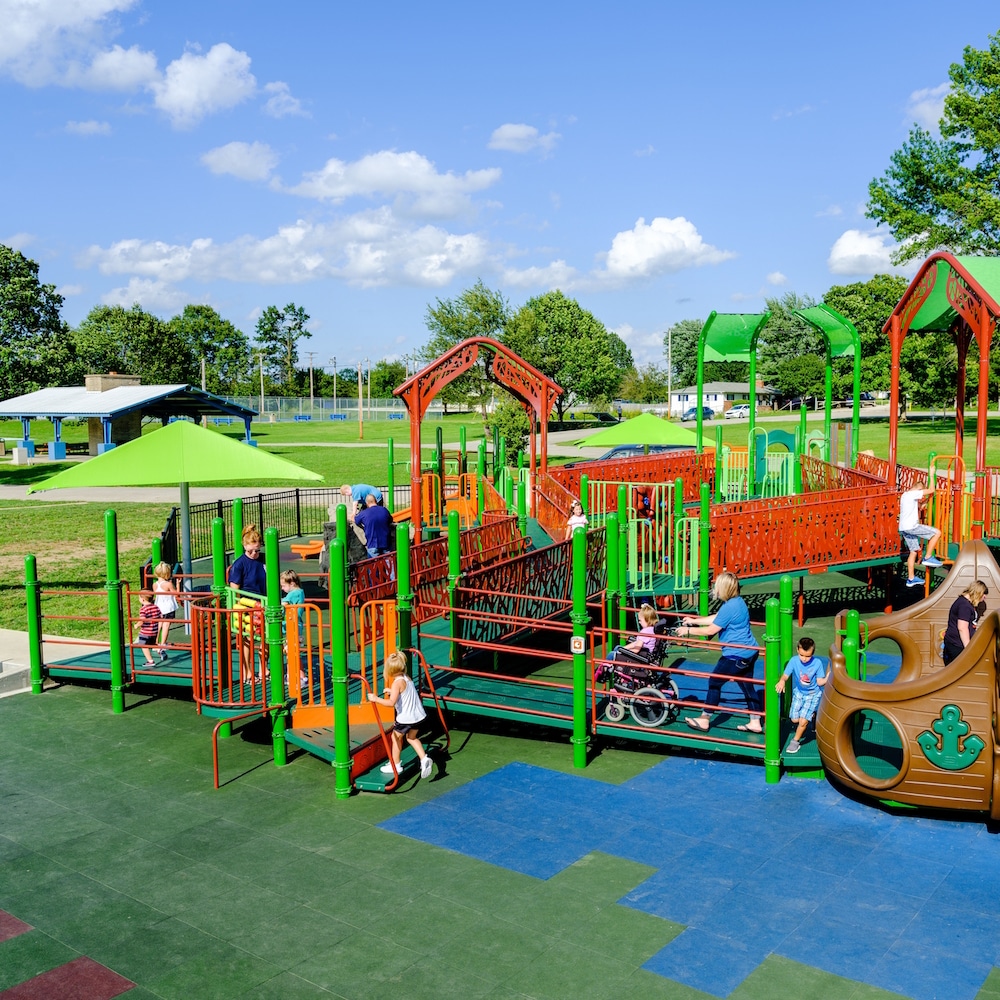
[367,651,433,780]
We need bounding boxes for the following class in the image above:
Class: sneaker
[922,556,943,568]
[158,649,168,661]
[786,739,801,754]
[906,576,925,587]
[380,762,396,774]
[420,755,433,778]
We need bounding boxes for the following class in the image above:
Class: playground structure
[19,253,1000,814]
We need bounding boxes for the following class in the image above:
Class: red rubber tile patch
[0,956,135,999]
[0,912,32,943]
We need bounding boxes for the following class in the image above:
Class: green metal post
[844,609,861,680]
[476,442,486,519]
[672,478,683,575]
[580,473,589,513]
[779,575,793,666]
[605,513,620,652]
[698,482,711,616]
[436,425,445,515]
[396,522,413,652]
[492,425,499,480]
[748,345,758,445]
[497,435,506,478]
[106,509,126,714]
[516,481,528,538]
[715,425,724,502]
[336,503,349,575]
[764,597,781,783]
[447,509,461,668]
[264,528,287,767]
[570,525,589,768]
[823,343,833,457]
[232,497,243,557]
[617,484,628,633]
[25,555,43,694]
[504,470,514,514]
[459,425,467,474]
[330,538,352,799]
[151,537,162,572]
[386,437,395,515]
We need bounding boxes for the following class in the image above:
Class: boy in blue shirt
[774,637,829,754]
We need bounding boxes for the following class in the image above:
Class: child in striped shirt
[136,591,161,664]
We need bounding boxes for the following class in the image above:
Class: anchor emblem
[916,704,985,771]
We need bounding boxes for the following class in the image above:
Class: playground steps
[284,720,389,778]
[353,745,423,792]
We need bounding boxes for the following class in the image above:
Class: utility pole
[667,326,672,418]
[364,356,371,419]
[255,351,265,419]
[201,356,207,428]
[304,351,317,413]
[357,361,363,440]
[330,356,337,415]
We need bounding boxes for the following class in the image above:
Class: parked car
[595,444,695,461]
[785,396,817,411]
[681,406,714,421]
[725,403,752,419]
[859,392,876,407]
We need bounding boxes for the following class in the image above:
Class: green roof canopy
[889,254,1000,334]
[701,312,771,362]
[794,304,859,358]
[578,412,699,448]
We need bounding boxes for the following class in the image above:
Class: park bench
[293,414,312,422]
[329,414,347,421]
[290,540,325,560]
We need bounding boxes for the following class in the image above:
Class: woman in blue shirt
[675,572,762,733]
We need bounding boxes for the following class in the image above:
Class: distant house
[668,381,780,417]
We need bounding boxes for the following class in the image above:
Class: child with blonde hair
[151,561,179,660]
[135,591,161,665]
[609,603,660,662]
[367,651,433,779]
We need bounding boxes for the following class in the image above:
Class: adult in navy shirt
[353,494,394,557]
[228,525,267,596]
[942,579,988,665]
[676,572,762,733]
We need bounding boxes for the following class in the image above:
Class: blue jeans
[704,653,761,713]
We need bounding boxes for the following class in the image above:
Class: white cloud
[262,80,307,118]
[65,118,111,135]
[502,260,578,290]
[907,82,948,131]
[612,323,665,365]
[815,204,843,218]
[284,150,501,219]
[101,276,192,311]
[772,104,815,120]
[80,42,157,89]
[2,231,35,250]
[201,141,278,181]
[0,0,139,85]
[596,216,735,285]
[151,43,256,128]
[766,271,787,286]
[57,283,85,296]
[488,123,560,155]
[827,229,918,276]
[634,144,655,157]
[82,207,494,290]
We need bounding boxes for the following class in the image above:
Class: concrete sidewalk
[0,628,97,698]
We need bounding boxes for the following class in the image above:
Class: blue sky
[2,2,998,371]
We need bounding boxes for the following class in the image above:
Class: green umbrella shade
[577,412,699,448]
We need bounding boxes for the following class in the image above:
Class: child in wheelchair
[595,604,680,727]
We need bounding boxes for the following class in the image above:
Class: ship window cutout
[848,708,903,781]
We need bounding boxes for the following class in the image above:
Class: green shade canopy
[578,412,699,448]
[891,254,1000,334]
[29,420,323,577]
[700,312,771,362]
[794,304,859,357]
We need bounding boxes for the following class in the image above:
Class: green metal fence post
[212,517,234,735]
[844,609,861,680]
[396,522,413,653]
[764,597,781,783]
[516,481,527,538]
[436,426,445,515]
[150,537,162,574]
[447,509,462,669]
[459,425,467,475]
[504,469,514,514]
[25,555,43,694]
[477,443,486,520]
[779,575,793,666]
[330,537,352,799]
[673,478,683,575]
[386,437,395,515]
[617,484,628,633]
[580,473,589,513]
[106,509,126,715]
[571,525,589,768]
[715,425,724,502]
[264,527,287,767]
[605,513,620,652]
[232,497,243,557]
[336,503,349,575]
[699,482,711,616]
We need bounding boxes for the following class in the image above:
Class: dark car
[597,444,695,461]
[859,392,877,407]
[681,406,714,421]
[785,396,817,411]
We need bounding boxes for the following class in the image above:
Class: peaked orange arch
[393,337,563,529]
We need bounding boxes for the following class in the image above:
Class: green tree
[369,359,407,398]
[618,364,670,403]
[485,396,531,455]
[72,305,195,384]
[664,318,749,389]
[0,244,73,397]
[254,303,312,394]
[168,305,250,395]
[502,290,632,421]
[423,280,509,414]
[772,355,826,399]
[757,292,822,382]
[867,31,1000,261]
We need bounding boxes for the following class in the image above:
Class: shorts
[900,524,937,551]
[158,609,177,621]
[790,688,822,721]
[393,718,424,735]
[137,634,157,646]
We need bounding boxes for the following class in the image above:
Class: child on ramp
[367,650,433,779]
[774,637,829,753]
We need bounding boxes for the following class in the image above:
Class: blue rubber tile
[488,835,587,880]
[847,844,953,899]
[703,886,816,952]
[621,868,738,926]
[734,855,845,901]
[599,821,700,868]
[893,901,998,970]
[870,940,993,1000]
[931,864,1000,917]
[779,911,896,984]
[818,878,922,939]
[642,925,766,998]
[884,814,986,867]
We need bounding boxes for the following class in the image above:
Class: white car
[725,404,751,419]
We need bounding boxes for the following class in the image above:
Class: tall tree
[423,280,509,414]
[756,292,822,382]
[618,364,670,403]
[0,244,73,397]
[664,318,749,389]
[254,303,312,394]
[73,305,195,384]
[369,359,407,398]
[168,305,251,395]
[503,290,633,421]
[868,30,1000,261]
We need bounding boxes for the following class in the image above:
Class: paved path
[0,628,95,698]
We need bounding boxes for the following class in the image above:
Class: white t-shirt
[153,578,178,615]
[567,514,588,531]
[898,489,924,532]
[394,674,427,726]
